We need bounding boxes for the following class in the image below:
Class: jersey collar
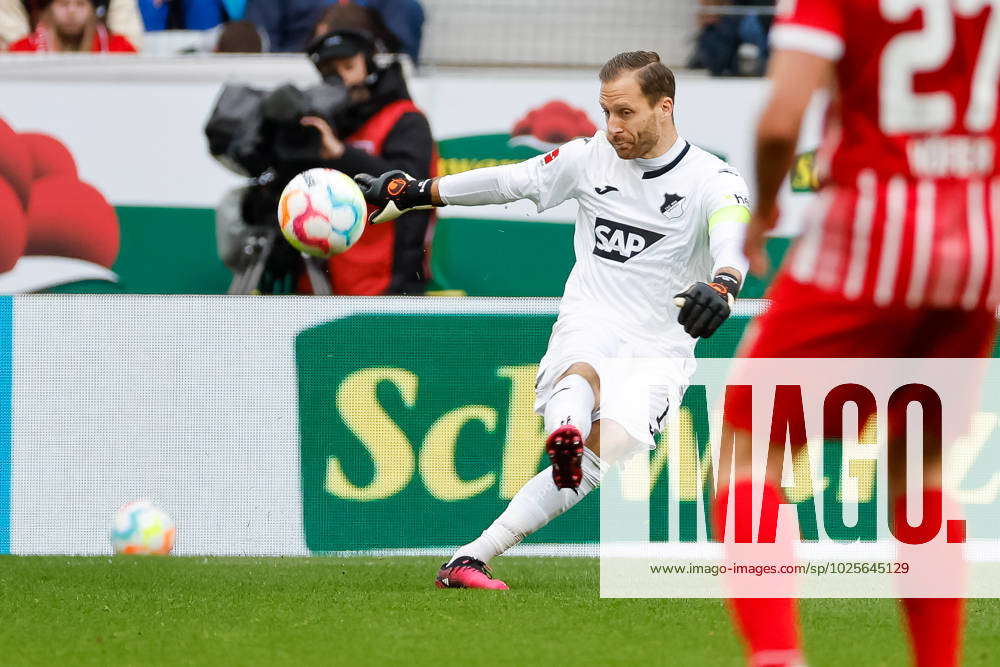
[636,136,690,179]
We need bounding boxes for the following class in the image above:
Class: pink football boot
[435,556,509,590]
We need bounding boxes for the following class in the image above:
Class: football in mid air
[277,168,367,257]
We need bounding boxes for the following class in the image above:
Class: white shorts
[533,314,695,447]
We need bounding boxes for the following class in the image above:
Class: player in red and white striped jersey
[724,1,1000,666]
[752,0,1000,310]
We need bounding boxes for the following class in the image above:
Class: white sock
[543,374,595,441]
[450,448,604,564]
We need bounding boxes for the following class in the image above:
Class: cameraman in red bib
[299,3,435,295]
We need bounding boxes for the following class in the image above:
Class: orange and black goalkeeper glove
[354,171,436,224]
[673,273,740,339]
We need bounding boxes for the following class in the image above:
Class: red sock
[713,479,801,666]
[894,491,964,667]
[900,599,963,667]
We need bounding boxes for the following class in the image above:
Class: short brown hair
[312,2,400,51]
[215,21,265,53]
[599,51,676,108]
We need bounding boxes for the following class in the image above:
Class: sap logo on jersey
[593,218,665,263]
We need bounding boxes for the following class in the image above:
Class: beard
[610,118,660,159]
[632,117,661,158]
[55,26,85,40]
[45,7,93,52]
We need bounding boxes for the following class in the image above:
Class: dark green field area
[0,557,997,666]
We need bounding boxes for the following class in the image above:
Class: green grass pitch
[1,556,998,665]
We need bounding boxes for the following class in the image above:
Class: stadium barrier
[0,294,762,556]
[4,295,998,557]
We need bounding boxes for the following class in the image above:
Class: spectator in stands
[213,17,262,52]
[353,0,423,64]
[691,0,773,77]
[299,2,435,294]
[2,0,142,49]
[0,0,30,47]
[243,0,329,52]
[103,0,143,46]
[9,0,138,51]
[138,0,235,32]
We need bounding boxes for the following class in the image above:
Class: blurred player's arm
[746,50,834,274]
[356,138,587,224]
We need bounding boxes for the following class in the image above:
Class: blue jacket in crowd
[244,0,330,52]
[356,0,423,63]
[139,0,244,31]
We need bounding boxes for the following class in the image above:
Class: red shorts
[727,272,998,434]
[741,272,997,359]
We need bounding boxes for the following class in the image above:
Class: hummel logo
[593,217,665,263]
[594,185,619,195]
[660,192,685,219]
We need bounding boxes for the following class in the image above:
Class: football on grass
[111,500,176,555]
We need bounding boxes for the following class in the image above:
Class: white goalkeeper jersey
[493,132,750,353]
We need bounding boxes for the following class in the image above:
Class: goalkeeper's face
[599,73,671,160]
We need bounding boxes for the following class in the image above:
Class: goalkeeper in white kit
[356,51,751,589]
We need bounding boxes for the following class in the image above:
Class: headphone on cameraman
[306,28,386,87]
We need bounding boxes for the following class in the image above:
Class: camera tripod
[226,226,333,296]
